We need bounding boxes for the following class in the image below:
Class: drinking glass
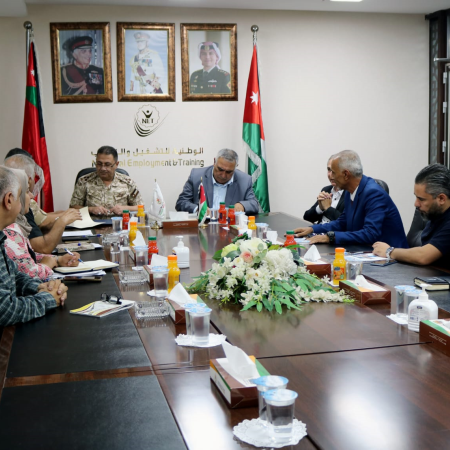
[134,246,148,267]
[111,217,122,233]
[252,376,289,426]
[394,285,416,318]
[151,266,169,297]
[189,308,212,344]
[346,257,363,281]
[110,241,120,264]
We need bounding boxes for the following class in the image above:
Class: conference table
[1,212,450,449]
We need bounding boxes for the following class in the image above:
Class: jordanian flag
[243,44,270,213]
[198,180,208,227]
[23,41,54,211]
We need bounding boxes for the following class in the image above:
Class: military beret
[70,36,93,51]
[134,32,151,42]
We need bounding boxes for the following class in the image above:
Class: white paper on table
[354,275,386,291]
[386,314,408,325]
[150,254,168,268]
[169,211,189,220]
[92,243,103,249]
[132,230,146,247]
[63,230,94,237]
[221,226,230,231]
[168,283,192,305]
[218,342,260,386]
[67,207,104,229]
[303,245,321,262]
[295,237,310,244]
[266,230,278,242]
[349,253,388,262]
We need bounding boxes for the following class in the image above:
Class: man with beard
[373,164,450,267]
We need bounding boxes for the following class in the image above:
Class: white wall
[0,5,428,231]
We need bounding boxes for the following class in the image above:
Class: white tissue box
[167,295,202,324]
[210,358,268,409]
[339,280,391,305]
[300,258,332,278]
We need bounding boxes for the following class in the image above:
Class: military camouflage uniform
[29,199,47,227]
[70,172,144,209]
[189,66,231,94]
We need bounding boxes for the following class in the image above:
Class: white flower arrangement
[187,234,352,314]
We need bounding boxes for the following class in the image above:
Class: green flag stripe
[26,86,37,108]
[243,123,262,158]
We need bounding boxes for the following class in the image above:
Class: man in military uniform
[60,36,104,96]
[70,146,144,216]
[190,41,231,94]
[129,31,165,95]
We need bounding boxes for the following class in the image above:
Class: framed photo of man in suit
[50,22,112,103]
[117,22,175,102]
[181,23,237,102]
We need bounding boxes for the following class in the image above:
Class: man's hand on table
[234,203,245,212]
[110,205,129,215]
[293,227,314,237]
[37,279,68,306]
[372,242,390,258]
[60,208,82,225]
[88,206,111,216]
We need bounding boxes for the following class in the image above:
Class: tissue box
[168,294,202,324]
[300,258,332,278]
[143,265,152,283]
[339,280,391,305]
[210,358,269,409]
[419,319,450,357]
[161,219,198,229]
[229,225,246,236]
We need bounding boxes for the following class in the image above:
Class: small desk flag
[150,180,166,219]
[198,180,208,227]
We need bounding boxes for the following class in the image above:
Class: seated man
[70,146,144,215]
[175,148,259,215]
[0,166,68,327]
[373,164,450,267]
[4,152,82,254]
[294,150,408,247]
[303,155,345,224]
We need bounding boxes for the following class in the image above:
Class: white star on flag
[30,70,35,76]
[250,91,259,105]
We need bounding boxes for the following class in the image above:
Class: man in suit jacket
[303,157,345,223]
[294,150,408,248]
[175,149,259,215]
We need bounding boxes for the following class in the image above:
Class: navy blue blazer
[312,175,408,248]
[175,165,259,215]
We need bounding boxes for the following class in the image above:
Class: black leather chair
[407,208,429,248]
[374,179,389,194]
[75,167,130,185]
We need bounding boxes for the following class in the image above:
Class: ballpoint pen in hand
[64,248,84,263]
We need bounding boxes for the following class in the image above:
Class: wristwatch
[386,247,395,260]
[327,231,335,243]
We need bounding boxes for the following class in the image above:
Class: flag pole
[251,24,258,45]
[24,21,33,69]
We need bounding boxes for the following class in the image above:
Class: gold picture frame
[50,22,112,103]
[117,22,175,102]
[181,23,237,101]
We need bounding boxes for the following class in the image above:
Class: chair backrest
[374,179,389,194]
[75,167,130,185]
[407,208,429,248]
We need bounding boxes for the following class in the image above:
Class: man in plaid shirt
[0,166,68,327]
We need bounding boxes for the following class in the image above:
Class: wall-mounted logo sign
[134,104,166,137]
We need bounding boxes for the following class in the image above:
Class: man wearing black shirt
[373,164,450,268]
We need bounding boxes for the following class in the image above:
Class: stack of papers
[66,207,104,229]
[70,299,134,318]
[54,260,118,274]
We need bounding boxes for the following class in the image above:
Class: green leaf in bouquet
[274,300,282,314]
[256,302,263,312]
[220,250,240,263]
[212,249,223,261]
[241,300,257,311]
[262,296,272,311]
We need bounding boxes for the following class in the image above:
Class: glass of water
[263,389,298,444]
[151,266,169,297]
[394,285,416,318]
[189,307,212,344]
[252,376,289,426]
[110,241,120,264]
[111,217,122,233]
[346,257,363,281]
[134,246,148,267]
[184,303,208,336]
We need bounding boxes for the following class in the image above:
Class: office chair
[75,167,130,185]
[406,208,428,248]
[374,179,389,194]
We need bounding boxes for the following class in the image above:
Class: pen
[64,248,84,263]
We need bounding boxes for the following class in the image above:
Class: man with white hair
[294,150,408,247]
[0,166,68,326]
[190,41,231,94]
[4,152,81,254]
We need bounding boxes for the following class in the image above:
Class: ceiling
[1,0,449,17]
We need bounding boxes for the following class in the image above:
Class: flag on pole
[198,178,208,227]
[22,41,54,212]
[243,44,270,213]
[149,180,166,219]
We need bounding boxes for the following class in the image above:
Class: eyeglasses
[95,162,116,168]
[215,165,235,175]
[100,293,122,305]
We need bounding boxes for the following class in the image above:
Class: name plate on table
[420,319,450,357]
[210,358,269,409]
[300,258,332,279]
[339,280,391,305]
[162,219,199,229]
[167,295,202,324]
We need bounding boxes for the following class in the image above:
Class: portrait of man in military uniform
[189,41,231,95]
[60,35,104,96]
[127,30,167,95]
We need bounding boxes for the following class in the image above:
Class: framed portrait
[50,22,112,103]
[181,23,237,101]
[117,23,175,102]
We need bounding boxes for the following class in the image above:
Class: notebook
[54,260,118,274]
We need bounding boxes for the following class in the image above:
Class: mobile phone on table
[370,260,397,267]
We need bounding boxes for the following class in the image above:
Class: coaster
[386,314,408,325]
[175,333,227,348]
[233,418,307,448]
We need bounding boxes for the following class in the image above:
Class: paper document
[347,253,388,262]
[63,230,93,237]
[70,300,134,318]
[67,207,104,229]
[54,260,118,273]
